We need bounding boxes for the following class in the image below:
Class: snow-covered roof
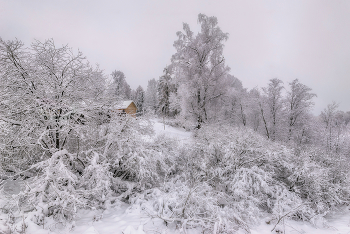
[115,100,134,109]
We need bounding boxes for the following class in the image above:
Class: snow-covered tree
[320,102,350,153]
[158,67,173,117]
[144,78,158,113]
[246,88,261,132]
[171,14,230,129]
[285,79,316,141]
[258,90,271,139]
[262,78,284,141]
[2,15,350,234]
[110,70,132,100]
[0,38,106,170]
[222,74,244,124]
[232,88,249,126]
[135,85,145,114]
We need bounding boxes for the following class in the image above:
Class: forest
[0,14,350,234]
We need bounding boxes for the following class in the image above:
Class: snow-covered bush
[193,125,278,212]
[0,38,107,176]
[80,151,113,209]
[128,126,273,232]
[80,115,177,202]
[179,124,343,229]
[16,150,85,226]
[5,112,348,234]
[135,182,221,232]
[287,146,350,215]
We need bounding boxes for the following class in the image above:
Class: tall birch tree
[285,79,316,141]
[171,14,230,129]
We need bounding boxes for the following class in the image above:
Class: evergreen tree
[110,70,132,99]
[144,78,158,113]
[135,85,145,114]
[158,68,172,117]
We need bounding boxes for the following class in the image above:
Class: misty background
[1,0,349,114]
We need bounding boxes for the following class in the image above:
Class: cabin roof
[115,100,134,109]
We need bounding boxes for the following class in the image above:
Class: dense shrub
[16,150,85,225]
[132,124,350,232]
[1,118,350,233]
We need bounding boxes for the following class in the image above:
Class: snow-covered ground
[250,211,350,234]
[73,205,350,234]
[71,204,149,234]
[9,202,349,234]
[152,119,192,142]
[1,120,350,234]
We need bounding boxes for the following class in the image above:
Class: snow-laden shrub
[193,126,276,212]
[137,181,221,231]
[88,115,177,200]
[80,151,113,209]
[287,147,350,215]
[132,183,248,234]
[16,150,86,226]
[197,124,350,221]
[129,126,274,232]
[187,125,317,226]
[269,187,310,232]
[4,114,348,233]
[126,123,350,233]
[224,167,271,222]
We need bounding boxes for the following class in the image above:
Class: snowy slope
[152,119,192,141]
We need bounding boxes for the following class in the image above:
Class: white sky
[1,0,350,114]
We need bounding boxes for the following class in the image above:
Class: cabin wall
[115,102,137,117]
[125,103,137,116]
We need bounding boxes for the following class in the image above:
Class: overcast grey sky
[1,0,350,114]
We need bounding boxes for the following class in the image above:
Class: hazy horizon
[1,0,349,115]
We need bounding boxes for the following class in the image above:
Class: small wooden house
[115,100,137,117]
